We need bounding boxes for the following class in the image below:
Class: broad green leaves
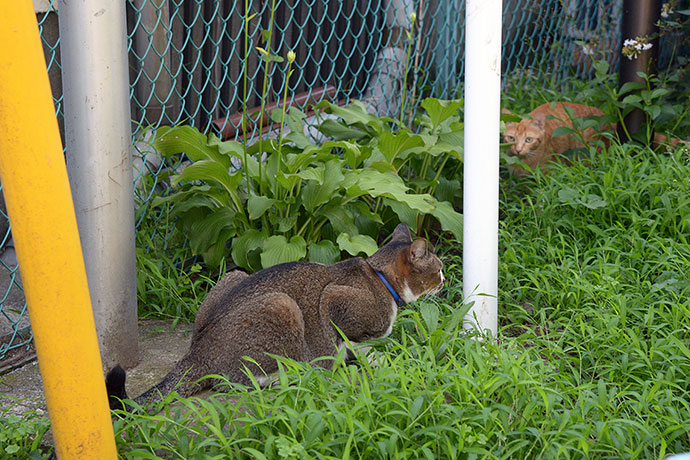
[377,129,425,163]
[420,98,463,130]
[247,196,279,220]
[156,126,231,166]
[260,235,307,268]
[557,187,607,210]
[336,233,379,257]
[308,240,340,264]
[300,160,345,212]
[151,98,463,271]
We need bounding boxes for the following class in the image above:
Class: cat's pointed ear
[408,239,428,262]
[501,108,518,129]
[391,223,412,243]
[531,117,545,129]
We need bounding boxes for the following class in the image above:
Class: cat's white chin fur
[382,299,398,337]
[399,281,419,304]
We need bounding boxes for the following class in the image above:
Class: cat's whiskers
[425,282,444,298]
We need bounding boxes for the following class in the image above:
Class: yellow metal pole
[0,2,118,459]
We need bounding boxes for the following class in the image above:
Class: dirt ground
[0,319,193,418]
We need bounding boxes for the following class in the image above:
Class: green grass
[112,144,690,459]
[135,202,219,324]
[0,402,50,459]
[5,143,690,459]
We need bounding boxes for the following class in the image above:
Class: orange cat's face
[503,118,549,175]
[503,118,546,158]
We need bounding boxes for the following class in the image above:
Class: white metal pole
[58,0,139,368]
[463,0,502,336]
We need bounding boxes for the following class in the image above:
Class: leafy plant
[134,200,217,322]
[0,403,50,459]
[151,98,462,271]
[573,11,690,146]
[581,59,683,144]
[315,97,465,233]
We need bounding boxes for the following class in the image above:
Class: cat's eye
[525,137,534,143]
[505,135,515,142]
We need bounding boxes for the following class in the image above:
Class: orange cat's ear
[531,117,545,129]
[501,107,520,128]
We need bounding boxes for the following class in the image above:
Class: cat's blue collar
[374,270,403,306]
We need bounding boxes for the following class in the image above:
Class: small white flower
[622,36,652,60]
[661,3,674,18]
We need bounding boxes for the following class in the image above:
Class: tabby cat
[106,224,444,410]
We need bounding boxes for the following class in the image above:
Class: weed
[0,401,50,459]
[135,204,217,323]
[149,98,463,271]
[81,141,687,459]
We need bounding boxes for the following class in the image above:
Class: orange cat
[502,102,613,176]
[502,102,689,176]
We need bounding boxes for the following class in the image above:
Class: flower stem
[399,27,414,125]
[242,0,251,198]
[257,0,277,196]
[276,54,295,199]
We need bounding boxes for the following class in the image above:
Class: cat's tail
[105,364,132,412]
[608,124,689,149]
[105,357,205,413]
[652,132,690,149]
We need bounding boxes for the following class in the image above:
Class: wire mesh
[2,0,688,362]
[122,0,636,137]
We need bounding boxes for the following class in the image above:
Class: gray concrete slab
[0,319,193,417]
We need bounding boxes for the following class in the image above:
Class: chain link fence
[123,0,623,133]
[1,0,687,364]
